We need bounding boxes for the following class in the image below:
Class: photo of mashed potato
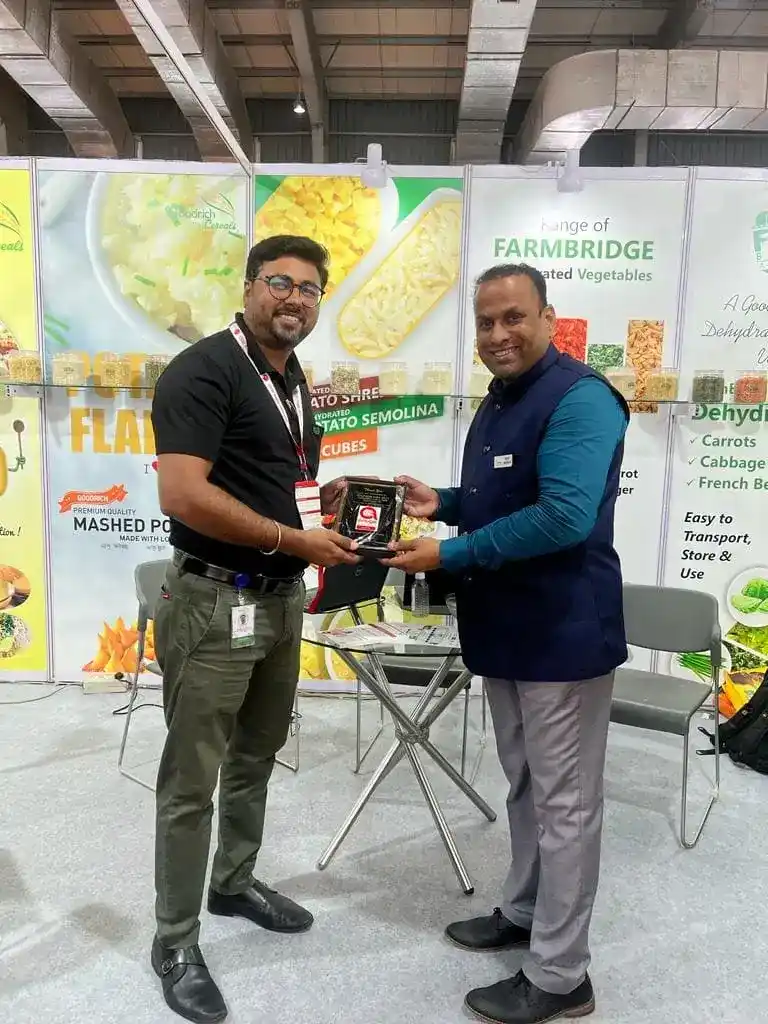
[255,176,382,297]
[99,174,247,341]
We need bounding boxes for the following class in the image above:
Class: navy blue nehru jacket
[437,344,630,683]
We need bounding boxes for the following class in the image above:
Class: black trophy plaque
[336,477,405,558]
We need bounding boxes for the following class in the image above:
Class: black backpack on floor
[699,670,768,774]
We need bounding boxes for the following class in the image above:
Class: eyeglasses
[254,274,324,308]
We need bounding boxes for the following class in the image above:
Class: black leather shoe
[465,970,595,1024]
[445,907,531,951]
[207,880,313,933]
[151,937,227,1024]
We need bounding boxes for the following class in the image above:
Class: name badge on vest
[493,454,515,469]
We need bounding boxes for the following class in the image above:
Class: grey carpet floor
[0,684,764,1024]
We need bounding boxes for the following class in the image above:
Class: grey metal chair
[612,583,721,849]
[117,560,169,791]
[117,560,301,790]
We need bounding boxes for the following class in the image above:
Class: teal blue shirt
[438,377,628,572]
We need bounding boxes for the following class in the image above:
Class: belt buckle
[249,576,270,595]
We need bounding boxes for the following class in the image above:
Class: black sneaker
[465,969,595,1024]
[445,907,531,951]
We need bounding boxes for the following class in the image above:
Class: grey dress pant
[484,673,614,995]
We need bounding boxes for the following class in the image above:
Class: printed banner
[254,170,463,687]
[664,171,768,704]
[0,163,49,680]
[463,171,688,590]
[462,170,690,671]
[39,163,248,684]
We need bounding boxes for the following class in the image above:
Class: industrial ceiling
[2,0,768,161]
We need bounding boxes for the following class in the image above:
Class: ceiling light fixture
[293,95,306,115]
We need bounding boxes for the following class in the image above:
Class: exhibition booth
[1,158,767,714]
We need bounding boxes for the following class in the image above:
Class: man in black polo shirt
[150,235,358,1024]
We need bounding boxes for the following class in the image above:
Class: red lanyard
[229,321,310,479]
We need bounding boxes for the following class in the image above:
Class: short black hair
[246,235,330,290]
[474,263,548,310]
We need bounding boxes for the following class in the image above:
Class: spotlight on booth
[293,95,306,115]
[557,150,583,194]
[360,143,389,190]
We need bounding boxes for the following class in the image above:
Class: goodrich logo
[0,202,23,252]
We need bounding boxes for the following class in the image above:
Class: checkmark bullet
[689,437,697,444]
[687,478,695,486]
[688,456,696,464]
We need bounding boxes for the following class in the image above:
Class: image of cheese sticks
[336,189,462,360]
[626,319,664,413]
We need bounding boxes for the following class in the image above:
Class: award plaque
[336,477,405,558]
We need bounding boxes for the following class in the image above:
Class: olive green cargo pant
[153,563,304,949]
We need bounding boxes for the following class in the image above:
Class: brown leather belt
[173,551,302,595]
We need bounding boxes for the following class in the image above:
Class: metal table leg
[317,649,495,891]
[362,659,496,821]
[403,742,475,894]
[317,737,402,869]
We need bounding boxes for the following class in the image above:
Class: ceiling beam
[0,0,132,155]
[285,0,326,162]
[0,67,27,153]
[114,0,252,161]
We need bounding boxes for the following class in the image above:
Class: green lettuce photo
[730,577,768,617]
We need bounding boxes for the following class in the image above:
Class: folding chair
[117,560,301,789]
[612,583,721,848]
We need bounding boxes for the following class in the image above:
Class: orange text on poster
[321,428,378,461]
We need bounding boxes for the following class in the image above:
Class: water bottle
[411,572,429,618]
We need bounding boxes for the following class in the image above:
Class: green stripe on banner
[254,175,284,213]
[315,394,445,434]
[394,178,463,224]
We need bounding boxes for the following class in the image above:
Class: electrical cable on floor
[112,701,163,716]
[0,683,68,706]
[110,672,163,716]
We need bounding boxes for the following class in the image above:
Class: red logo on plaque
[355,505,380,533]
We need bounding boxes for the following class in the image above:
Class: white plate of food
[727,566,768,628]
[86,171,248,352]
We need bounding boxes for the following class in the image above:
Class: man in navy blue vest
[386,263,629,1024]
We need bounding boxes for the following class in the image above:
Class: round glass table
[306,612,496,895]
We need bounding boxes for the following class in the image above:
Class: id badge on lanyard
[229,322,322,531]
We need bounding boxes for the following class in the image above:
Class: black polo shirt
[151,312,322,579]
